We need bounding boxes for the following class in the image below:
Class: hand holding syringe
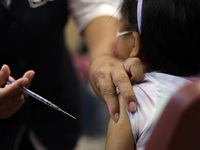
[6,77,76,120]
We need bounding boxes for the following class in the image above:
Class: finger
[4,78,29,96]
[0,92,24,119]
[99,79,119,122]
[89,62,109,101]
[124,58,144,84]
[23,70,35,88]
[89,68,119,122]
[111,65,137,112]
[0,64,11,85]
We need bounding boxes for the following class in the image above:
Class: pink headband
[137,0,143,34]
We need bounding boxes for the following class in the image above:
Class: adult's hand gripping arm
[83,16,145,122]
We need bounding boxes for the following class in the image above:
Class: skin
[0,64,35,119]
[105,28,142,149]
[0,17,144,121]
[83,16,144,122]
[105,94,135,150]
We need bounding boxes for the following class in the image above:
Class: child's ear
[129,31,141,58]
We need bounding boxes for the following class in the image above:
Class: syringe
[6,78,76,120]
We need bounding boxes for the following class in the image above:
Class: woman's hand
[0,64,35,119]
[123,57,144,84]
[89,56,144,122]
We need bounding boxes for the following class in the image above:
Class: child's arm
[105,94,135,150]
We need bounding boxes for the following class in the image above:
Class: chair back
[145,79,200,150]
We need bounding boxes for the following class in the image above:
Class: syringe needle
[58,108,77,120]
[6,78,76,119]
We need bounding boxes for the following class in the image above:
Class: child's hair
[121,0,200,76]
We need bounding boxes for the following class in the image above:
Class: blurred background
[64,16,110,150]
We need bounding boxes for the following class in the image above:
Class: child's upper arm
[105,94,135,150]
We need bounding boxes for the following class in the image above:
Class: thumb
[124,58,144,84]
[0,64,11,85]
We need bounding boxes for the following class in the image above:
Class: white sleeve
[127,81,157,143]
[68,0,120,32]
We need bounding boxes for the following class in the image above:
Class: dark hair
[121,0,138,31]
[121,0,200,76]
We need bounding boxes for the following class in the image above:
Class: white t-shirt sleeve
[126,79,157,149]
[126,73,191,150]
[68,0,120,32]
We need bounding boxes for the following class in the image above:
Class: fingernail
[29,72,33,79]
[129,102,136,112]
[22,80,28,87]
[114,113,119,122]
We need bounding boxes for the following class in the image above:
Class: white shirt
[68,0,120,32]
[127,72,193,150]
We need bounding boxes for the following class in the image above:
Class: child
[106,0,200,149]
